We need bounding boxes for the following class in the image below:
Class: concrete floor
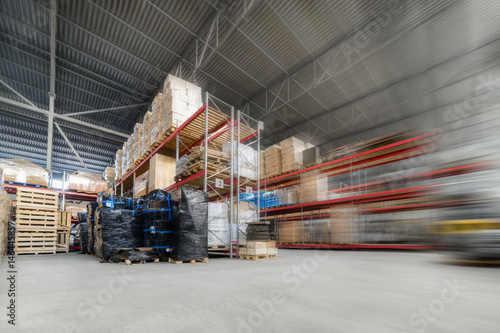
[1,250,500,333]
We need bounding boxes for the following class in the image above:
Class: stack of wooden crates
[56,211,71,253]
[15,188,58,255]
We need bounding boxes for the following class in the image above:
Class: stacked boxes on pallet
[240,241,278,260]
[0,158,49,187]
[56,211,71,253]
[126,136,134,171]
[300,170,328,203]
[149,153,176,191]
[162,75,203,131]
[15,188,58,255]
[121,141,128,178]
[68,171,107,194]
[141,111,152,157]
[264,145,282,178]
[103,167,115,188]
[150,93,163,146]
[132,122,142,165]
[135,171,148,198]
[114,149,123,181]
[280,136,306,173]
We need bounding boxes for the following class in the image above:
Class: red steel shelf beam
[276,244,434,250]
[4,184,97,201]
[260,185,436,216]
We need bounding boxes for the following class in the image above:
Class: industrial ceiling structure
[2,0,500,174]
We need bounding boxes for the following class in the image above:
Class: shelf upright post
[133,172,136,198]
[176,119,180,162]
[120,183,123,196]
[229,106,235,259]
[257,121,262,224]
[204,92,209,193]
[61,171,66,211]
[235,110,241,258]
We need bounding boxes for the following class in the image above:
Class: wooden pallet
[239,254,277,261]
[15,245,57,255]
[151,126,177,150]
[168,257,209,264]
[56,230,70,253]
[16,188,58,210]
[16,208,58,230]
[15,232,57,248]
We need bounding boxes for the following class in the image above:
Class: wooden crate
[16,188,58,210]
[56,230,70,253]
[16,208,58,231]
[15,231,57,254]
[58,211,72,231]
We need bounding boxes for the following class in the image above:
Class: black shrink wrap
[79,223,88,253]
[143,190,178,260]
[170,188,208,261]
[86,202,98,255]
[94,207,144,261]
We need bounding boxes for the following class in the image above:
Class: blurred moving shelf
[257,131,497,249]
[116,103,259,197]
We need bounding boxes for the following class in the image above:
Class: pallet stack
[15,188,58,255]
[280,136,306,173]
[264,145,282,178]
[56,211,71,253]
[239,241,278,260]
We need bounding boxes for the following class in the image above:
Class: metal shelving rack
[113,92,260,257]
[258,131,497,249]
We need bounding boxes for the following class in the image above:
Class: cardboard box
[141,111,152,156]
[68,171,107,194]
[149,153,176,191]
[300,170,328,203]
[135,170,148,198]
[279,221,302,243]
[280,136,306,173]
[264,145,282,177]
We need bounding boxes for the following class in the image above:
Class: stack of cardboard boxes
[280,136,306,173]
[264,145,282,178]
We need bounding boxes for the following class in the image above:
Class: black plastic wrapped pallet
[94,207,144,261]
[143,189,177,260]
[79,223,88,254]
[170,188,208,261]
[246,223,272,241]
[77,212,87,224]
[98,195,139,210]
[86,202,98,255]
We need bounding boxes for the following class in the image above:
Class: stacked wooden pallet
[15,188,58,255]
[239,241,278,260]
[175,146,230,181]
[56,211,71,253]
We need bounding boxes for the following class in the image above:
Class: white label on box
[215,178,224,189]
[246,186,253,195]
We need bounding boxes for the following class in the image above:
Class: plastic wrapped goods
[121,141,129,176]
[175,155,190,177]
[65,202,87,218]
[94,207,144,261]
[208,202,229,247]
[141,111,152,156]
[114,150,123,180]
[98,195,139,210]
[79,222,88,254]
[132,122,142,162]
[170,188,208,261]
[126,136,134,169]
[222,142,257,180]
[68,171,107,194]
[0,158,49,187]
[150,93,163,146]
[103,167,115,186]
[143,190,177,260]
[86,202,98,255]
